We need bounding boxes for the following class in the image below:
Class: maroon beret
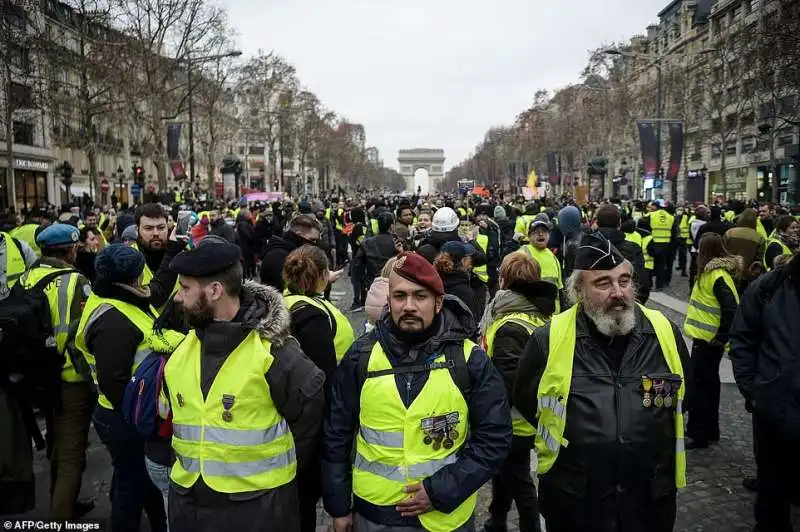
[392,252,445,296]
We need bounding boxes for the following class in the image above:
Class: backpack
[0,269,70,450]
[122,352,172,437]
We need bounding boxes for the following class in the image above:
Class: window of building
[741,136,756,153]
[712,143,722,158]
[237,146,245,155]
[725,114,738,130]
[13,121,35,146]
[777,128,794,146]
[9,82,33,110]
[725,140,738,156]
[732,4,742,20]
[778,95,797,115]
[712,118,722,133]
[9,44,30,71]
[248,146,265,156]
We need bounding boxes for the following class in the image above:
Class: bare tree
[38,0,127,200]
[192,37,238,190]
[118,0,229,191]
[1,0,48,209]
[696,27,756,198]
[237,51,297,190]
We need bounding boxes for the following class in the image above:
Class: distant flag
[526,168,538,190]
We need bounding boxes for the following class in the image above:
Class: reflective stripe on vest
[353,340,477,532]
[683,268,739,342]
[763,237,792,271]
[284,293,355,363]
[535,305,687,488]
[165,329,297,493]
[473,233,489,283]
[484,312,543,438]
[650,211,674,243]
[642,235,654,269]
[3,232,27,287]
[75,295,156,409]
[21,267,83,382]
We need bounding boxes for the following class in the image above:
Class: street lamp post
[116,165,125,201]
[185,50,242,187]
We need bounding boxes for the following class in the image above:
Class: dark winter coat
[259,231,318,291]
[441,270,478,319]
[729,258,800,439]
[514,306,690,532]
[322,297,512,527]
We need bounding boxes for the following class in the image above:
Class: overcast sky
[226,0,670,172]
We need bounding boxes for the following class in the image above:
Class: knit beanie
[493,206,507,221]
[95,244,145,283]
[121,224,138,242]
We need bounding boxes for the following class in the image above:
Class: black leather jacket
[514,306,690,532]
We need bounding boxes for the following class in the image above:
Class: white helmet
[432,207,459,232]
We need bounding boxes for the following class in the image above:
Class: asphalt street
[10,264,800,531]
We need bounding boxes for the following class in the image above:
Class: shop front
[709,167,750,201]
[684,169,707,203]
[0,157,53,211]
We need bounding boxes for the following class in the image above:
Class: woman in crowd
[480,252,557,532]
[433,240,479,317]
[282,244,355,532]
[684,232,741,449]
[763,214,799,272]
[364,256,398,329]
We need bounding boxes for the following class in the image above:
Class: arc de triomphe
[397,148,445,193]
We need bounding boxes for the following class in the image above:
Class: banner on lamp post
[166,123,185,178]
[666,121,684,180]
[636,120,658,178]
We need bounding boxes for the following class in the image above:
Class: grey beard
[584,304,637,337]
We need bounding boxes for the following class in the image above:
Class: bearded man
[513,233,690,532]
[165,239,325,531]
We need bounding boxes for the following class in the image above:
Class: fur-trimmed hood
[239,280,291,346]
[703,255,743,276]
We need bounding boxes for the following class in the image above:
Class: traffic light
[587,156,608,177]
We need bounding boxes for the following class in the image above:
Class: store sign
[14,158,50,171]
[687,170,706,178]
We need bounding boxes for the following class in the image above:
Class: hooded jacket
[259,231,319,291]
[169,282,325,530]
[480,284,557,408]
[440,269,479,319]
[723,209,765,276]
[697,255,742,345]
[322,296,512,527]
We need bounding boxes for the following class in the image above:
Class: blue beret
[36,223,79,247]
[95,244,146,283]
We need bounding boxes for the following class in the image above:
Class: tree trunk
[5,66,15,210]
[87,145,99,202]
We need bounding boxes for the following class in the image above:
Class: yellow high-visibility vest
[650,210,674,243]
[10,224,40,257]
[75,295,156,410]
[284,293,355,363]
[130,242,180,309]
[624,231,642,248]
[683,267,739,342]
[20,265,84,382]
[353,340,478,532]
[473,233,489,283]
[520,245,562,288]
[484,312,543,438]
[535,304,687,488]
[686,216,696,245]
[2,232,27,288]
[679,215,690,240]
[642,235,654,270]
[763,237,792,271]
[165,329,297,493]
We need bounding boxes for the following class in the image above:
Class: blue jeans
[93,406,167,532]
[146,457,170,531]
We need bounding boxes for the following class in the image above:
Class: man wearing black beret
[163,239,325,532]
[514,233,691,532]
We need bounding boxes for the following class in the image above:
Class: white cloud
[225,0,669,171]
